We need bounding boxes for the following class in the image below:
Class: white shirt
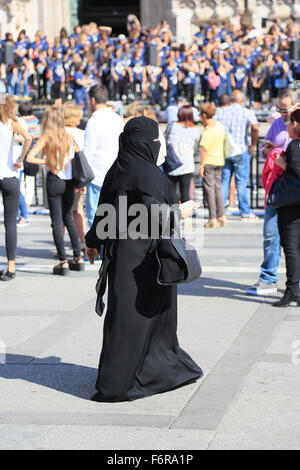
[0,119,17,179]
[65,127,85,150]
[84,107,124,187]
[13,117,28,163]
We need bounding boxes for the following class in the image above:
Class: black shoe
[53,261,69,276]
[0,271,16,282]
[68,258,85,272]
[273,290,300,308]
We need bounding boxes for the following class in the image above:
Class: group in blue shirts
[0,17,298,109]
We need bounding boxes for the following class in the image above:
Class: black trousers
[0,177,20,261]
[278,207,300,295]
[168,173,193,203]
[46,173,81,261]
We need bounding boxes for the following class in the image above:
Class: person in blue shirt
[73,62,93,113]
[181,54,199,104]
[130,49,146,99]
[111,48,127,101]
[48,52,66,101]
[231,57,248,92]
[164,56,180,105]
[35,50,49,101]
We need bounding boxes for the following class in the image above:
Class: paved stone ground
[1,208,300,450]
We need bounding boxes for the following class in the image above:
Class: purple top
[260,117,291,158]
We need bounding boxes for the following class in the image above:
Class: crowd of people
[1,15,300,109]
[2,76,300,402]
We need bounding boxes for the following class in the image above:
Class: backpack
[208,70,221,89]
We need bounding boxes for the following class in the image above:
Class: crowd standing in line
[1,15,300,108]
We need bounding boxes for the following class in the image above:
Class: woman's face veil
[119,116,161,165]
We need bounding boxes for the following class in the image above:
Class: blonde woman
[27,106,84,276]
[62,102,86,253]
[0,94,32,281]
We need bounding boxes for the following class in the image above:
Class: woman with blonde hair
[62,102,86,253]
[0,94,32,281]
[27,106,84,276]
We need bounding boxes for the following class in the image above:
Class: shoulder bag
[71,137,95,189]
[163,122,183,174]
[267,172,300,208]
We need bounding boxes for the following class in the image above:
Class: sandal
[53,261,69,276]
[0,271,16,282]
[68,257,85,272]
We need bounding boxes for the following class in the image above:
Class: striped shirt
[215,103,258,154]
[23,115,39,137]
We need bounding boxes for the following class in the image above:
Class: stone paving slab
[0,213,299,449]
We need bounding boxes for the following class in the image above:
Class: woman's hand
[86,247,99,265]
[180,201,199,219]
[263,142,275,157]
[75,187,87,195]
[275,154,287,170]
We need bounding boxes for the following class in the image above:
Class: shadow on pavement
[0,355,97,401]
[179,277,278,304]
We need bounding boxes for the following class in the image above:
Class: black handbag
[23,139,39,177]
[163,123,183,174]
[267,172,300,208]
[71,139,95,189]
[156,233,202,285]
[23,156,39,177]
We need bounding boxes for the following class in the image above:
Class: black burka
[86,117,203,402]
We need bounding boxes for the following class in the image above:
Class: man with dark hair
[84,85,124,228]
[88,83,108,105]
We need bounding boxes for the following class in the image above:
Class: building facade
[0,0,300,41]
[0,0,75,39]
[141,0,300,43]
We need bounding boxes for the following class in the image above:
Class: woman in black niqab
[86,117,203,403]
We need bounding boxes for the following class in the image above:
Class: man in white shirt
[84,84,124,227]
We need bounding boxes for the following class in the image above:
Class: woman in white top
[167,104,202,202]
[27,106,84,276]
[0,94,32,281]
[62,102,86,252]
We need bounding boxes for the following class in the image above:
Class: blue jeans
[7,72,15,95]
[74,88,88,113]
[19,171,28,220]
[86,183,102,228]
[15,71,29,97]
[260,205,281,284]
[222,150,252,217]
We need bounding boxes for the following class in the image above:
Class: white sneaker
[246,281,278,296]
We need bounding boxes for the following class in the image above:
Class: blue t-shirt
[233,65,247,88]
[49,61,65,82]
[131,59,144,82]
[111,58,126,80]
[74,71,84,90]
[164,66,179,86]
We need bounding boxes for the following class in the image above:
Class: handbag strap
[165,121,175,144]
[70,135,80,153]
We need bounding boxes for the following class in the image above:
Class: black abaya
[86,117,203,402]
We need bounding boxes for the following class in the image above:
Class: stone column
[172,5,194,43]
